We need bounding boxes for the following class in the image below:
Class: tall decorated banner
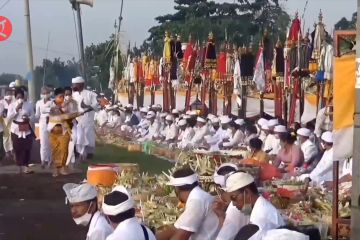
[253,47,265,92]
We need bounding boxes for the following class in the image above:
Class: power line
[0,0,11,11]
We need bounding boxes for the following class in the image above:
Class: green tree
[142,0,290,55]
[0,73,23,86]
[335,12,356,30]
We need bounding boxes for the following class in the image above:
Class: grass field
[85,142,174,174]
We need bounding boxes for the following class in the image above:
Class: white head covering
[146,111,156,119]
[185,110,192,115]
[71,76,85,84]
[207,114,216,120]
[235,119,245,126]
[297,128,311,137]
[183,115,191,119]
[155,104,162,109]
[9,82,16,88]
[190,110,198,116]
[178,119,187,126]
[172,109,179,114]
[167,173,198,187]
[63,183,97,204]
[140,107,148,113]
[160,112,167,118]
[224,172,255,192]
[165,114,174,121]
[268,119,279,128]
[125,104,133,109]
[197,117,206,123]
[274,125,287,133]
[321,131,333,143]
[213,163,238,188]
[257,118,267,126]
[102,185,135,216]
[211,117,220,124]
[220,115,231,124]
[261,122,270,130]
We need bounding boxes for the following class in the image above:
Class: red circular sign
[0,16,12,42]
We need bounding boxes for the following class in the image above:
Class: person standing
[63,182,113,240]
[35,86,52,168]
[7,88,35,174]
[0,88,15,161]
[72,77,99,161]
[48,88,72,177]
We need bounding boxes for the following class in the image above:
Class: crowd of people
[0,76,98,176]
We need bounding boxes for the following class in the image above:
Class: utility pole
[75,3,87,81]
[24,0,36,104]
[351,0,360,239]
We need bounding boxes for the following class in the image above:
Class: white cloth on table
[216,202,250,240]
[174,186,219,240]
[8,101,35,138]
[106,217,155,240]
[87,211,113,240]
[248,196,285,240]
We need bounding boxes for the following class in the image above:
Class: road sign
[0,16,12,42]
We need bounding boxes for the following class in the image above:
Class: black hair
[107,208,136,224]
[14,88,24,98]
[292,122,301,131]
[104,191,135,223]
[217,166,237,176]
[305,120,316,131]
[64,87,72,93]
[54,87,65,96]
[279,132,296,144]
[173,167,198,191]
[249,138,263,150]
[239,182,259,195]
[245,124,257,135]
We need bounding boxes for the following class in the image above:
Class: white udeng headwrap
[102,186,135,216]
[213,163,238,188]
[166,173,198,187]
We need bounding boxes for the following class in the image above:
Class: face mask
[241,192,252,215]
[5,95,12,101]
[73,202,93,226]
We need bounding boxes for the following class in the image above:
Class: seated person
[246,138,269,164]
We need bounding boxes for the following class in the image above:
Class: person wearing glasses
[212,164,250,240]
[224,172,284,239]
[63,182,113,240]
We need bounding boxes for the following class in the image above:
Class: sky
[0,0,356,76]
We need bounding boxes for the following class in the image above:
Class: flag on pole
[253,47,265,92]
[333,55,355,161]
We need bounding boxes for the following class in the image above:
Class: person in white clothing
[102,186,156,240]
[0,88,15,161]
[225,172,285,240]
[295,128,318,174]
[7,87,35,174]
[206,116,232,151]
[262,229,309,240]
[95,106,109,128]
[264,123,285,155]
[138,111,160,142]
[163,114,179,144]
[72,76,99,161]
[300,131,333,187]
[177,119,195,149]
[222,119,245,149]
[189,117,209,148]
[63,182,113,240]
[156,167,219,240]
[212,163,249,240]
[35,86,53,168]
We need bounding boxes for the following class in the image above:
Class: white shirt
[308,147,333,185]
[175,186,219,240]
[87,211,113,240]
[249,196,285,240]
[262,229,309,240]
[106,217,155,240]
[300,139,318,163]
[223,129,245,148]
[216,202,249,240]
[190,125,209,147]
[107,115,122,128]
[263,134,281,155]
[73,90,98,126]
[95,109,109,126]
[178,127,195,149]
[164,123,178,141]
[314,108,333,137]
[35,99,52,121]
[207,128,232,145]
[8,101,35,138]
[145,120,161,140]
